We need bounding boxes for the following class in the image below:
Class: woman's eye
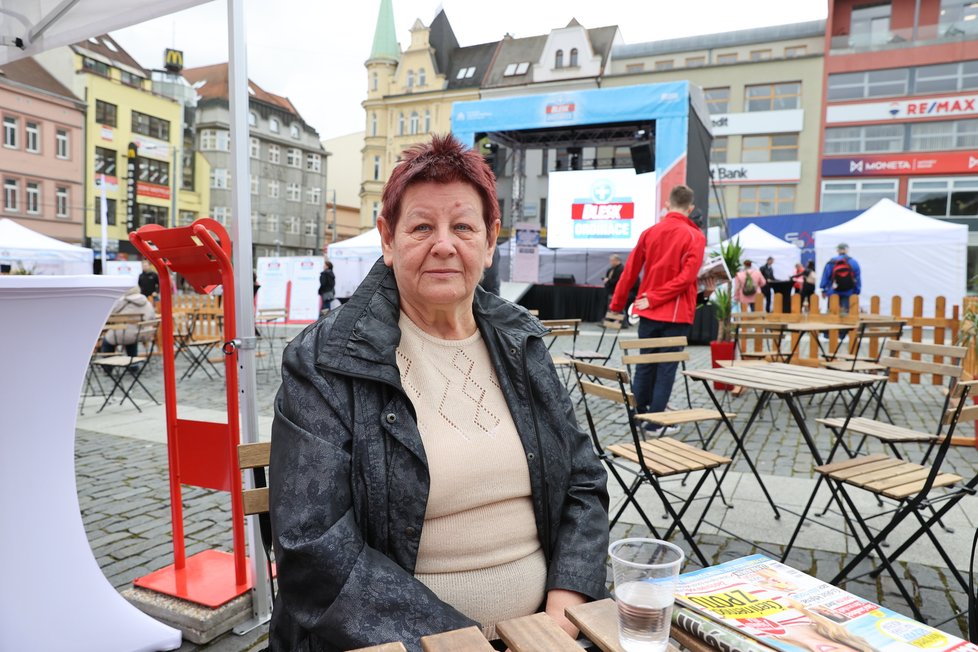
[413,224,431,232]
[454,223,473,231]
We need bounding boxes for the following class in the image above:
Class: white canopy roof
[0,218,93,274]
[717,222,800,280]
[813,198,967,314]
[326,229,383,298]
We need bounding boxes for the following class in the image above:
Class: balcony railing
[831,21,978,53]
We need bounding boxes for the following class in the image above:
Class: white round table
[0,276,181,651]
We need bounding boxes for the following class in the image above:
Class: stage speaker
[630,143,655,174]
[553,274,576,285]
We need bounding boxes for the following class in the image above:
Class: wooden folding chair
[238,441,275,603]
[733,321,789,363]
[820,320,906,420]
[92,319,161,412]
[564,312,624,367]
[540,318,580,385]
[813,379,978,622]
[574,361,731,567]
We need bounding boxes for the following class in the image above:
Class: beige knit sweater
[396,314,546,637]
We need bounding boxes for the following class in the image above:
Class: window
[249,112,257,127]
[555,49,564,69]
[371,72,378,91]
[25,122,39,153]
[569,48,578,67]
[398,113,405,135]
[56,129,69,159]
[409,112,419,135]
[306,153,322,172]
[910,118,978,151]
[179,210,197,226]
[821,179,898,211]
[137,204,168,227]
[211,206,230,226]
[372,201,380,225]
[215,130,230,151]
[3,116,17,148]
[307,187,322,204]
[828,68,909,101]
[371,112,378,136]
[850,2,892,47]
[95,100,117,127]
[250,174,259,195]
[270,117,280,133]
[81,56,110,77]
[940,0,978,36]
[654,60,674,70]
[717,53,737,64]
[424,110,431,133]
[625,63,645,73]
[785,45,807,58]
[304,220,318,236]
[137,157,170,186]
[286,148,301,167]
[131,111,169,140]
[121,71,142,88]
[210,168,229,189]
[268,144,280,164]
[286,182,301,201]
[250,137,260,158]
[455,66,476,79]
[418,68,426,86]
[7,178,20,210]
[744,82,800,111]
[686,56,705,68]
[704,87,730,114]
[406,70,415,88]
[94,147,117,177]
[56,187,68,218]
[742,134,799,162]
[26,182,39,214]
[264,214,279,232]
[373,155,381,180]
[710,136,728,163]
[286,216,300,234]
[909,177,978,227]
[98,198,117,225]
[268,180,280,198]
[914,60,978,94]
[750,49,772,61]
[290,123,300,139]
[737,185,796,216]
[200,129,217,150]
[824,124,904,154]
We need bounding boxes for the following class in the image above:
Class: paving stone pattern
[76,323,978,649]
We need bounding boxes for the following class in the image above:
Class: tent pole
[225,0,272,632]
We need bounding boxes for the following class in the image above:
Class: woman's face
[379,180,498,313]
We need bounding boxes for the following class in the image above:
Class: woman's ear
[377,216,394,267]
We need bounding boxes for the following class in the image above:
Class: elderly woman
[269,135,609,651]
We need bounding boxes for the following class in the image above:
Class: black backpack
[831,256,855,292]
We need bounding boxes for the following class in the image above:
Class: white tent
[813,198,967,315]
[717,222,800,280]
[0,218,93,274]
[326,229,383,298]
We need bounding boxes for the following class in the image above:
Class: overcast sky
[112,0,827,141]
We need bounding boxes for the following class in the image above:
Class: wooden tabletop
[684,362,879,394]
[786,322,853,332]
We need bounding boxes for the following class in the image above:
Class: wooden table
[683,363,881,557]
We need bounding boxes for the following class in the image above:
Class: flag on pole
[99,174,108,266]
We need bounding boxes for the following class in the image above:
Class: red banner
[570,202,635,220]
[137,182,171,200]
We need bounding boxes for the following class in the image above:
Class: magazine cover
[698,248,732,293]
[675,555,978,652]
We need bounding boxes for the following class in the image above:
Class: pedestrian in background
[318,260,336,312]
[734,259,766,313]
[759,256,776,312]
[609,184,707,434]
[820,243,860,315]
[137,259,160,298]
[101,287,157,356]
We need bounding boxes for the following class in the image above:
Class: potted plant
[707,238,743,389]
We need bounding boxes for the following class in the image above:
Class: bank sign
[826,93,978,123]
[822,152,978,176]
[709,161,802,185]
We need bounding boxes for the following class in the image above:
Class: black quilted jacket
[268,258,610,652]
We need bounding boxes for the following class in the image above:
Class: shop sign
[709,161,802,184]
[711,109,803,136]
[821,152,978,176]
[826,93,978,123]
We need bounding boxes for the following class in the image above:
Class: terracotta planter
[710,340,736,391]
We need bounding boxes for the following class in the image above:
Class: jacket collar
[663,210,698,229]
[315,257,547,386]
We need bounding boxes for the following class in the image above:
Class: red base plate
[133,550,256,608]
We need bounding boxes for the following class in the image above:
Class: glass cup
[609,538,685,652]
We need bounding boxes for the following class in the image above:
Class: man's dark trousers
[633,318,691,418]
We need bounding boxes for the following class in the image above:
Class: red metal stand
[128,219,252,607]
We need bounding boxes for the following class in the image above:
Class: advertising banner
[822,152,978,176]
[710,162,802,185]
[137,182,171,200]
[288,256,324,322]
[710,109,804,136]
[255,257,290,311]
[512,222,540,283]
[826,93,978,123]
[105,260,140,286]
[546,169,656,249]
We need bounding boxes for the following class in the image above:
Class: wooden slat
[420,626,495,652]
[886,339,966,358]
[574,361,627,382]
[947,404,978,424]
[815,453,890,475]
[496,612,581,652]
[348,643,409,652]
[622,351,689,365]
[662,437,732,465]
[881,356,963,377]
[816,417,934,443]
[620,336,687,349]
[634,408,733,426]
[849,462,924,488]
[565,599,626,652]
[820,456,904,480]
[579,380,630,405]
[881,473,962,500]
[242,487,269,516]
[238,442,271,469]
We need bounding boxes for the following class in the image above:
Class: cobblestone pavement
[75,322,978,649]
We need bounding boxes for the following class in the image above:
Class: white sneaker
[644,424,681,437]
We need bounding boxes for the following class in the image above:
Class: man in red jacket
[610,184,706,433]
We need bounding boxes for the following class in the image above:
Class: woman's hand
[544,588,587,640]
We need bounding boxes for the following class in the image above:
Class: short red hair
[380,134,500,234]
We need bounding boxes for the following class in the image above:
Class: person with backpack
[820,243,861,314]
[734,259,766,312]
